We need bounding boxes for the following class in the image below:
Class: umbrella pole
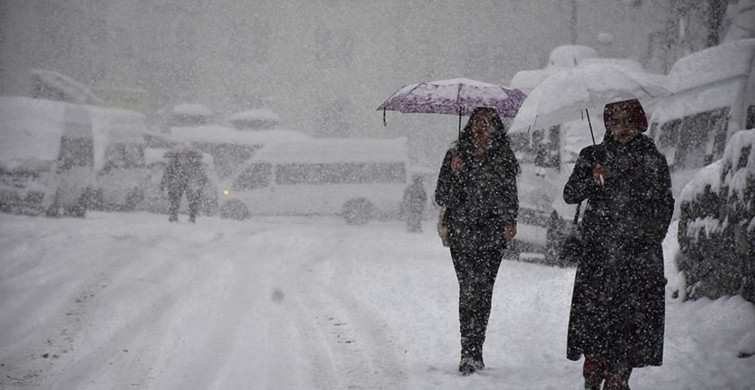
[458,111,462,140]
[586,108,596,146]
[383,108,387,127]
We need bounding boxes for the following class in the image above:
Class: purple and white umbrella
[377,78,527,128]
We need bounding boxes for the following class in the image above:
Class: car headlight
[223,189,230,196]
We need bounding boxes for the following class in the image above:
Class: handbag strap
[572,202,582,227]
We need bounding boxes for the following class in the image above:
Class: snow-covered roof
[510,67,565,95]
[667,39,755,93]
[548,45,599,67]
[250,137,408,164]
[172,103,213,117]
[170,125,311,146]
[227,109,280,123]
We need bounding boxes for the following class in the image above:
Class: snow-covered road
[1,212,753,389]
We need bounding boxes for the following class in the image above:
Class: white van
[88,108,151,211]
[648,38,755,202]
[170,124,311,179]
[0,97,94,216]
[219,138,409,224]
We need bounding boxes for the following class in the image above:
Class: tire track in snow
[280,225,409,389]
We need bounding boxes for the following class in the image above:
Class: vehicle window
[676,111,711,170]
[233,163,272,190]
[58,136,94,169]
[747,105,754,130]
[275,162,406,185]
[709,107,730,160]
[103,143,145,171]
[195,142,257,179]
[658,119,682,149]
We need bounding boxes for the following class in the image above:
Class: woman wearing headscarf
[435,107,520,375]
[564,99,674,389]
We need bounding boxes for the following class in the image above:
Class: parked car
[677,129,754,303]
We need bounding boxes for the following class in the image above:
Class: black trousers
[168,187,202,220]
[450,244,504,360]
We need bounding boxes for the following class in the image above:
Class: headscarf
[603,98,648,133]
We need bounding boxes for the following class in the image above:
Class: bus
[647,38,755,204]
[219,138,409,224]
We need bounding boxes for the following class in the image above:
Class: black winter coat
[564,134,674,367]
[435,141,518,250]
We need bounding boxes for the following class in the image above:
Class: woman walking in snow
[564,99,674,390]
[435,107,519,375]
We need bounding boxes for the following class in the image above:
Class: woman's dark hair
[456,107,521,176]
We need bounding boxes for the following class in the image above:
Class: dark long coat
[435,140,518,250]
[564,134,674,367]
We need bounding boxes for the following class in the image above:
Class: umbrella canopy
[509,63,668,135]
[377,78,527,118]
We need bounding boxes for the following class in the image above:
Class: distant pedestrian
[160,147,208,223]
[435,107,519,375]
[564,98,674,390]
[403,175,427,232]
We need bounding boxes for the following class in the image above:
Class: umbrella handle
[458,111,462,140]
[586,108,596,146]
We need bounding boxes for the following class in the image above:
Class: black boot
[458,357,476,376]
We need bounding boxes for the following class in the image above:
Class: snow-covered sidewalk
[0,212,753,389]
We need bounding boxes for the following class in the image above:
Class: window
[233,163,271,190]
[196,143,257,179]
[709,106,729,159]
[658,119,682,149]
[676,111,711,169]
[747,105,755,130]
[103,143,145,171]
[58,137,94,169]
[275,163,406,185]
